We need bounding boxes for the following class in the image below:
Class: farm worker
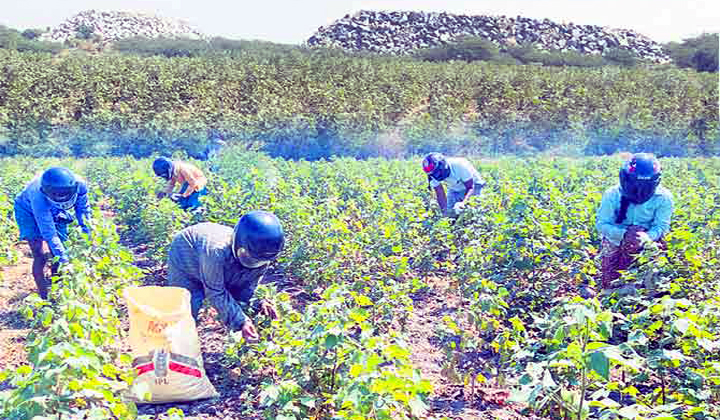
[13,167,91,299]
[153,157,208,211]
[594,153,673,292]
[422,153,485,217]
[166,211,285,340]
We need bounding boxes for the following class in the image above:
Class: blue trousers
[177,183,207,210]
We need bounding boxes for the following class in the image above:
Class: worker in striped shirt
[153,157,208,210]
[167,211,285,340]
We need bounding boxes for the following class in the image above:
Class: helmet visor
[621,177,658,204]
[431,165,450,181]
[44,185,78,210]
[236,247,272,268]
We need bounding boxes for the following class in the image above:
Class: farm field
[0,151,719,420]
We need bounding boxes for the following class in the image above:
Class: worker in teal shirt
[594,153,673,291]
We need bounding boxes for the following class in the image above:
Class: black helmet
[232,211,285,268]
[41,167,78,210]
[619,153,661,204]
[422,153,450,181]
[152,157,173,180]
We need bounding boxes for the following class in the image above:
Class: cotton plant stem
[577,319,589,420]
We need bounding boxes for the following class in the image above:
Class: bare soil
[0,246,34,388]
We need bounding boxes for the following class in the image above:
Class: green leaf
[589,351,610,380]
[354,294,373,306]
[349,363,362,377]
[42,310,53,327]
[588,398,621,408]
[324,334,339,349]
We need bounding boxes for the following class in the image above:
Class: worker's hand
[622,225,645,254]
[156,191,167,199]
[453,201,465,212]
[241,319,259,341]
[636,231,652,244]
[170,193,182,202]
[259,300,279,320]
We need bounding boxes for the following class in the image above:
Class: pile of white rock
[307,10,670,63]
[40,10,205,44]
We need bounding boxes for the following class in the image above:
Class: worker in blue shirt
[13,167,90,299]
[594,153,673,292]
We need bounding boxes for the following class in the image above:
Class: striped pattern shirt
[168,222,266,331]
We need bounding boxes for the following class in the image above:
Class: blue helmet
[232,211,285,268]
[422,153,450,181]
[152,157,173,180]
[41,167,78,210]
[619,153,661,204]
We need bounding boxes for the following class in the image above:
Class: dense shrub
[413,36,501,62]
[0,25,62,53]
[418,37,641,68]
[664,33,719,72]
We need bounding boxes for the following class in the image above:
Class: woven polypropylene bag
[124,286,218,403]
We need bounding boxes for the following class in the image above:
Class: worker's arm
[434,184,447,212]
[596,188,626,245]
[647,194,674,241]
[461,179,475,202]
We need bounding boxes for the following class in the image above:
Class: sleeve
[164,177,177,195]
[595,188,626,245]
[199,251,248,331]
[74,183,91,232]
[30,195,67,262]
[235,267,265,307]
[647,194,674,241]
[429,177,440,188]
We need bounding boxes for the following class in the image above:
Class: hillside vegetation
[0,14,718,159]
[0,48,716,158]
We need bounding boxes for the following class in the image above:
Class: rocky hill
[40,10,205,44]
[307,10,670,62]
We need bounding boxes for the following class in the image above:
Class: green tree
[664,33,719,72]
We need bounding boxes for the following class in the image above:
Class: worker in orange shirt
[153,157,208,210]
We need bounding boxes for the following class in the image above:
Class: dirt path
[0,247,34,379]
[406,276,534,420]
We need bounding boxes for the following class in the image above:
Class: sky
[3,0,719,45]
